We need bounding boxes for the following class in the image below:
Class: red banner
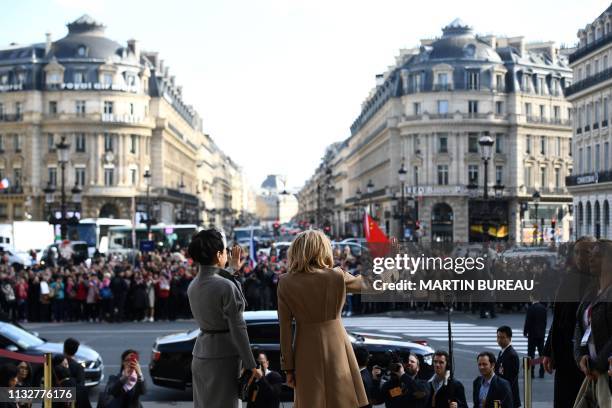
[0,348,45,364]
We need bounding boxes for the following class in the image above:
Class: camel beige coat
[277,267,368,408]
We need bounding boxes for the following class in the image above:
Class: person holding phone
[187,228,260,408]
[102,349,146,408]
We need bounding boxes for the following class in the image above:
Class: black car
[0,322,104,387]
[149,311,434,395]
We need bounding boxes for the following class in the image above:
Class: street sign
[140,240,155,252]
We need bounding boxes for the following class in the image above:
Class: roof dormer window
[77,45,87,57]
[74,71,85,84]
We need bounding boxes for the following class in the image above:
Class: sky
[0,0,609,190]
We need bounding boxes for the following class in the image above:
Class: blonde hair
[287,230,334,273]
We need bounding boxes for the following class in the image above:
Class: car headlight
[423,354,433,366]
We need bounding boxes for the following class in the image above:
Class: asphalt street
[22,310,554,406]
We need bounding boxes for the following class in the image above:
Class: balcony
[565,66,612,97]
[577,127,583,134]
[526,116,571,127]
[569,32,612,64]
[433,84,452,91]
[43,112,151,126]
[0,186,23,195]
[0,114,23,122]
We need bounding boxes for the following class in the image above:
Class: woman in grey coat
[187,228,260,408]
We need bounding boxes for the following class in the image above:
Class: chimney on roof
[375,74,384,86]
[480,35,497,49]
[45,32,52,56]
[127,39,140,60]
[508,36,525,56]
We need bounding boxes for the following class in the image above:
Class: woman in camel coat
[277,230,368,408]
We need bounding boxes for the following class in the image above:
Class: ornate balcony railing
[565,67,612,97]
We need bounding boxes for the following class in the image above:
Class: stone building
[298,20,574,243]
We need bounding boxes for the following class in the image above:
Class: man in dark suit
[542,237,596,408]
[473,351,513,408]
[380,353,430,408]
[247,352,283,408]
[495,326,520,407]
[426,350,467,408]
[523,300,547,378]
[63,337,91,408]
[354,346,381,407]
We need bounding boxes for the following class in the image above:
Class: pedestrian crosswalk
[343,316,530,354]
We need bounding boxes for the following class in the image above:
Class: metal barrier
[523,356,543,408]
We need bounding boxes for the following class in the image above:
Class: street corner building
[0,15,249,229]
[298,19,575,243]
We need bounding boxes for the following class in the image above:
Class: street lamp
[367,179,374,217]
[493,183,505,199]
[356,188,362,237]
[479,134,494,200]
[56,136,70,240]
[532,190,541,245]
[398,161,407,240]
[143,169,152,237]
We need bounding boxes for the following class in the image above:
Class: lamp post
[367,179,374,218]
[143,170,152,237]
[56,136,70,240]
[398,161,407,240]
[532,190,541,245]
[356,188,362,237]
[479,134,494,200]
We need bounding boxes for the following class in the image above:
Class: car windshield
[0,323,45,349]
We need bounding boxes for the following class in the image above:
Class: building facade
[0,15,248,226]
[565,5,612,239]
[298,20,574,243]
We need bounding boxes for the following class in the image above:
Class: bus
[67,218,132,256]
[108,224,199,253]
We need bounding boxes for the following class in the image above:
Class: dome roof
[424,19,502,63]
[50,15,125,60]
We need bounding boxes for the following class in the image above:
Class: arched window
[586,201,592,235]
[595,201,601,238]
[604,200,610,238]
[577,202,584,237]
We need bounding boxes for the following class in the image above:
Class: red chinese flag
[364,213,390,257]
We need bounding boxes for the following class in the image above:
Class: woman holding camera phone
[187,228,260,408]
[101,349,145,408]
[277,230,368,407]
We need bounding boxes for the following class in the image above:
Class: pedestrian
[246,352,283,408]
[523,300,547,378]
[187,228,260,408]
[155,272,170,321]
[0,363,19,408]
[495,326,520,407]
[426,350,467,408]
[14,277,28,322]
[144,273,155,322]
[473,352,513,408]
[277,230,368,407]
[354,346,381,407]
[50,276,65,322]
[99,350,146,408]
[63,338,91,408]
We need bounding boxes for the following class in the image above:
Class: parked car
[0,249,34,268]
[39,241,89,265]
[0,322,104,387]
[149,310,434,398]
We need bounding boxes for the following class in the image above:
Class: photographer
[380,353,430,408]
[100,349,146,408]
[246,352,282,408]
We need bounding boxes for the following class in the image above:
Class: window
[540,137,546,155]
[48,167,57,186]
[496,74,504,92]
[526,135,531,154]
[77,46,87,57]
[437,73,448,87]
[413,166,419,186]
[604,97,609,124]
[587,146,592,172]
[413,135,420,153]
[539,105,545,118]
[130,168,137,185]
[596,144,601,171]
[595,100,600,124]
[467,71,479,90]
[605,55,609,70]
[525,103,532,117]
[47,134,55,152]
[554,106,560,120]
[75,168,85,186]
[13,168,21,188]
[130,103,134,115]
[496,166,503,184]
[48,101,57,115]
[104,133,113,152]
[104,168,114,186]
[541,167,547,188]
[0,204,7,219]
[495,101,503,115]
[13,134,20,152]
[15,102,21,117]
[605,142,610,170]
[495,133,503,154]
[130,134,138,154]
[103,101,113,115]
[468,133,479,153]
[555,168,560,188]
[468,165,479,184]
[412,73,422,92]
[586,103,592,127]
[437,100,448,114]
[438,134,448,153]
[74,72,85,84]
[468,100,478,115]
[47,71,61,84]
[523,74,531,92]
[556,137,561,156]
[579,147,584,173]
[525,167,532,187]
[0,103,3,118]
[413,102,421,115]
[75,133,86,152]
[76,100,86,116]
[586,63,591,77]
[538,77,545,95]
[437,165,449,185]
[0,135,3,151]
[103,73,113,85]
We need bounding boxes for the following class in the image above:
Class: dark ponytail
[188,228,225,265]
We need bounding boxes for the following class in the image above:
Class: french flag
[0,178,9,190]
